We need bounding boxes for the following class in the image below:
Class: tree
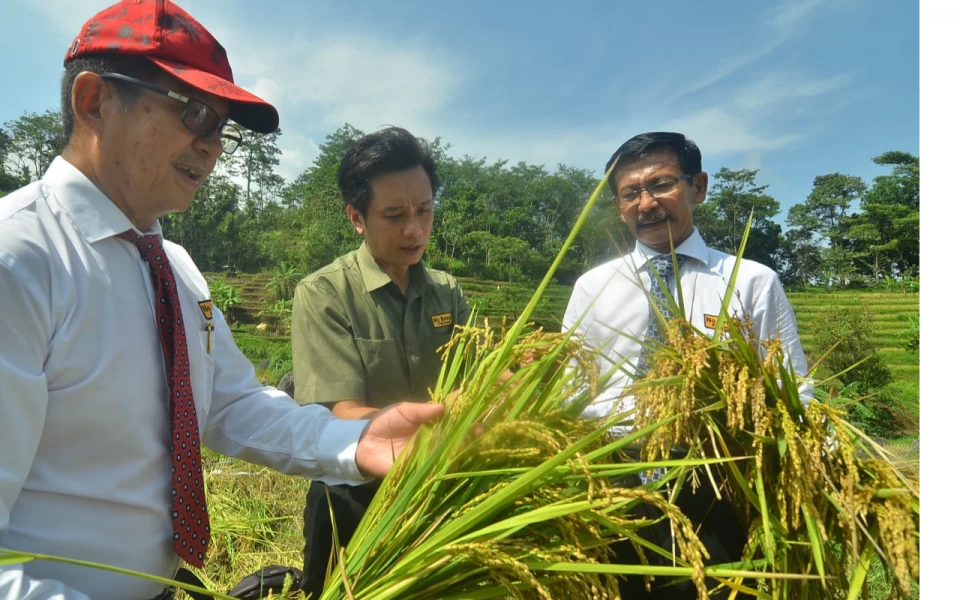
[161,172,248,271]
[696,168,783,270]
[0,129,25,196]
[0,128,11,172]
[4,110,65,181]
[777,228,822,288]
[275,124,366,271]
[810,305,898,436]
[434,180,477,258]
[787,173,867,288]
[229,128,285,211]
[847,152,919,279]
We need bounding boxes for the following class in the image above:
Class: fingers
[372,402,445,431]
[401,401,445,424]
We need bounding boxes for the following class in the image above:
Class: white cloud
[274,130,321,182]
[664,0,829,103]
[664,107,806,155]
[15,0,106,35]
[214,29,466,181]
[16,0,848,182]
[769,0,828,33]
[743,152,765,171]
[224,34,463,135]
[733,72,855,113]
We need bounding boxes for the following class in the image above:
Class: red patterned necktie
[118,230,210,568]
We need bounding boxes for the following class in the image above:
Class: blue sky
[2,0,918,226]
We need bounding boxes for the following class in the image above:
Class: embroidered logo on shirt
[704,314,718,329]
[431,313,453,328]
[198,300,214,320]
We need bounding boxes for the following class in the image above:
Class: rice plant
[316,173,919,599]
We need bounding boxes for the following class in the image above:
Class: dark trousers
[300,480,380,599]
[611,469,748,599]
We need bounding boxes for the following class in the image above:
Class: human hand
[518,341,554,367]
[355,402,445,478]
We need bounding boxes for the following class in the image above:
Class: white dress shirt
[0,158,370,600]
[562,228,811,423]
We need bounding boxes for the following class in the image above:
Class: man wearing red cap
[0,2,443,599]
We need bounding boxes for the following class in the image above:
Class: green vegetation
[3,113,919,291]
[792,292,919,437]
[208,275,242,324]
[232,333,292,385]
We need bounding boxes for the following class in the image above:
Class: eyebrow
[620,173,677,189]
[383,198,434,211]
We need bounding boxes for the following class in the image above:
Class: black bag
[174,565,302,600]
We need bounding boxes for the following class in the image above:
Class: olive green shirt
[292,242,471,408]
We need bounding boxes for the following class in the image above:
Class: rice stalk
[315,199,918,599]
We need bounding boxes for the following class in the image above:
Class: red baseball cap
[64,0,279,134]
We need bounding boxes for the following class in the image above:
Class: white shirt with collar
[562,228,811,423]
[0,158,370,600]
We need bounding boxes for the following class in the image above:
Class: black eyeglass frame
[614,174,697,207]
[100,72,243,154]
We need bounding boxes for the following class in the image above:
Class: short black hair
[61,54,162,142]
[337,126,440,217]
[604,132,703,191]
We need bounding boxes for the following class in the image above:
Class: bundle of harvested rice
[316,176,919,600]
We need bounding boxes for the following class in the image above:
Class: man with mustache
[0,3,443,599]
[562,132,809,598]
[291,126,471,597]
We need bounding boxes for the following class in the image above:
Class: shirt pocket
[194,328,216,431]
[354,338,407,406]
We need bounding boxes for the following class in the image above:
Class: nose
[194,131,224,160]
[637,189,660,212]
[402,218,423,239]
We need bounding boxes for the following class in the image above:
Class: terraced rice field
[211,272,920,389]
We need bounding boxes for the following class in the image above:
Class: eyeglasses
[615,174,694,208]
[100,72,243,155]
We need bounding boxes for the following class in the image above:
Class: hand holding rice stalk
[317,168,918,599]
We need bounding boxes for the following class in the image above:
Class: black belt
[150,586,175,600]
[150,568,213,600]
[150,566,302,600]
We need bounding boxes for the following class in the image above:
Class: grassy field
[218,272,920,393]
[195,274,919,598]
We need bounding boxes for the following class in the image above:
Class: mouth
[400,244,425,255]
[174,164,204,188]
[636,213,671,228]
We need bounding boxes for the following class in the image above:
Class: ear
[71,72,113,138]
[690,172,709,206]
[346,205,365,235]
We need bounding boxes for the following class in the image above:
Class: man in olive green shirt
[293,241,470,411]
[292,127,470,596]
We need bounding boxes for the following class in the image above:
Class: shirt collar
[631,227,709,269]
[357,241,427,297]
[43,156,162,244]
